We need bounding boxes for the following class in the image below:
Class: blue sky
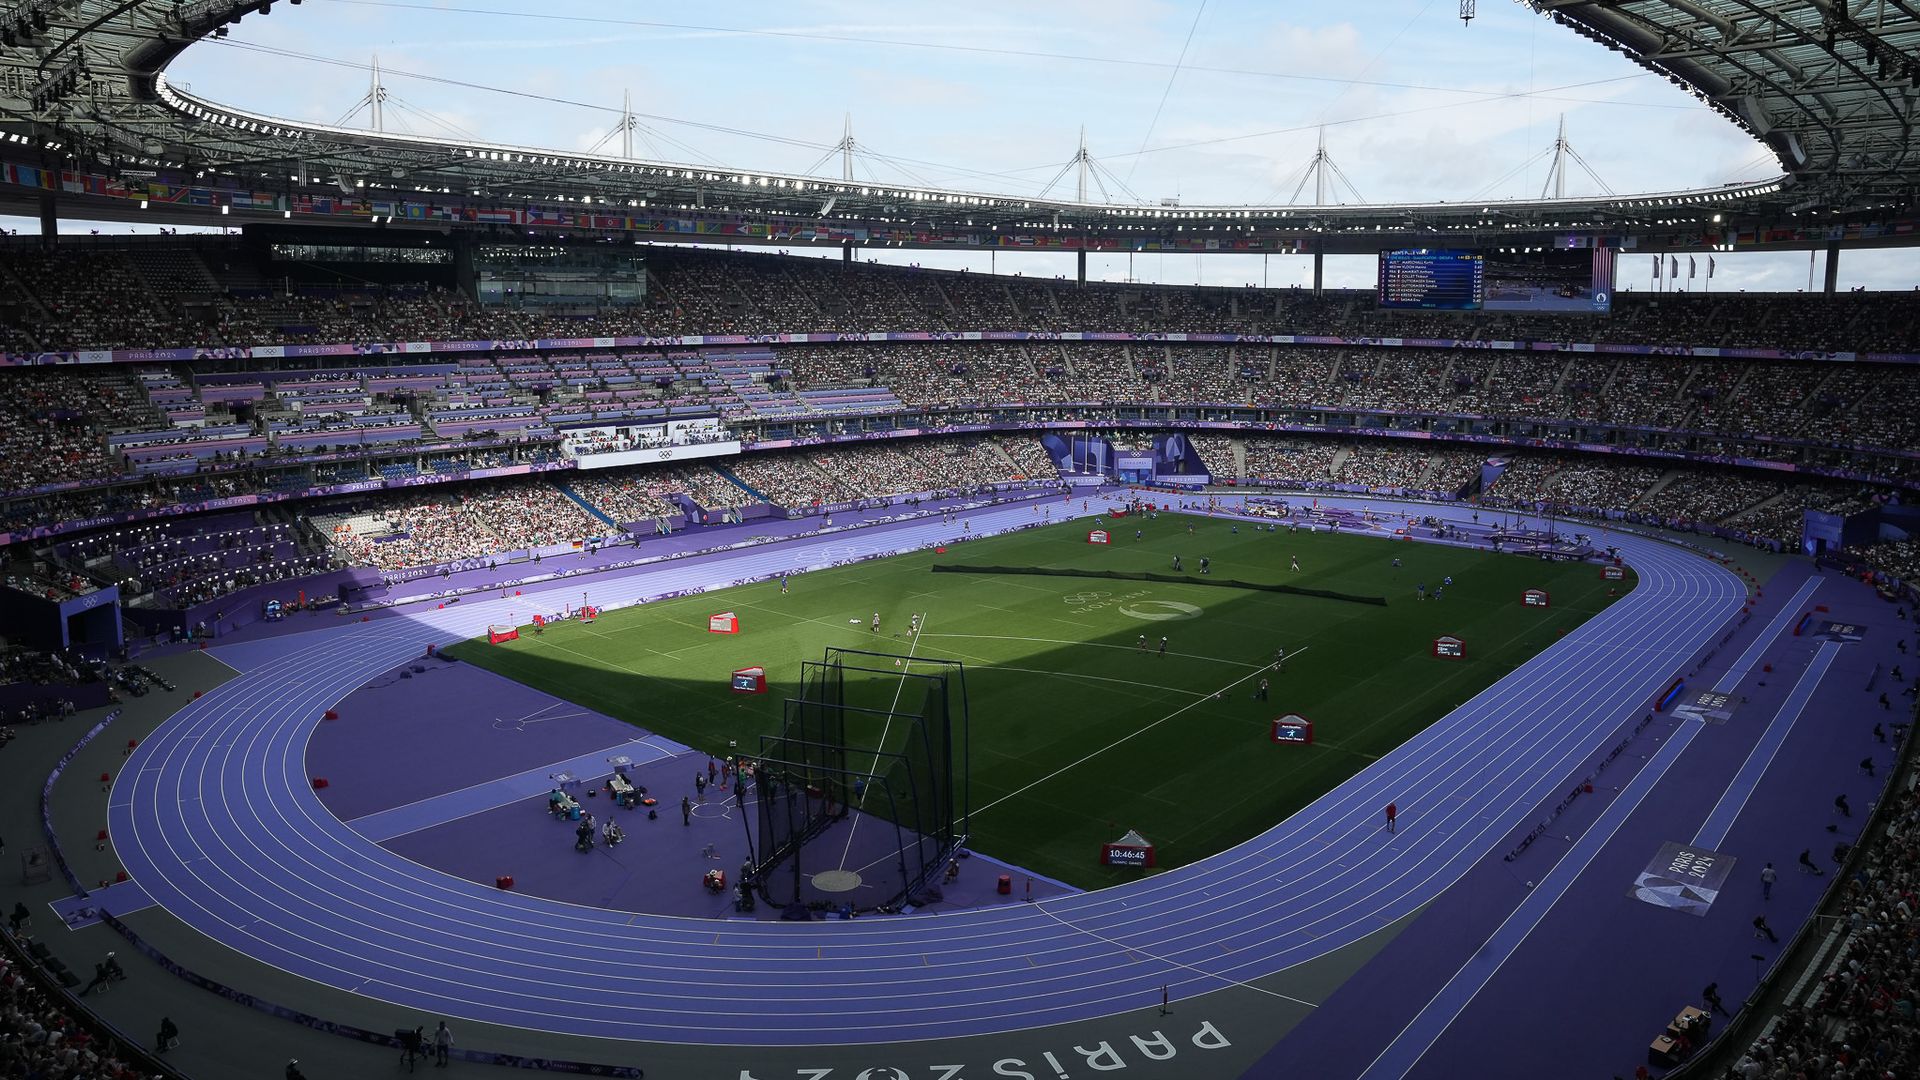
[15,0,1917,289]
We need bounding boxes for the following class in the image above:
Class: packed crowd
[0,372,162,494]
[1339,444,1484,493]
[1727,757,1920,1080]
[730,438,1046,507]
[1486,455,1668,513]
[1736,486,1886,548]
[1633,471,1787,525]
[0,937,166,1080]
[566,471,684,524]
[998,436,1060,482]
[1184,435,1236,478]
[7,243,1913,355]
[299,437,1064,569]
[1242,438,1345,484]
[1850,539,1919,596]
[320,479,605,571]
[7,335,1920,522]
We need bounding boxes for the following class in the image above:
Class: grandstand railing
[5,328,1919,369]
[3,410,1913,549]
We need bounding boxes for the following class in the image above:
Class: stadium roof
[0,0,1912,250]
[1541,0,1920,199]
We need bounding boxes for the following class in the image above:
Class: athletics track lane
[109,499,1748,1045]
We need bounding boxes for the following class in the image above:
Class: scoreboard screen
[1379,246,1613,313]
[1378,249,1483,310]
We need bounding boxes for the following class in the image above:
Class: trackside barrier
[1504,711,1657,863]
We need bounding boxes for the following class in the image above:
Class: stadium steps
[1329,445,1354,483]
[1729,489,1795,527]
[1793,367,1838,417]
[710,463,767,502]
[926,276,962,319]
[1597,357,1626,395]
[0,262,54,331]
[1546,356,1576,395]
[555,482,620,530]
[1414,454,1444,490]
[1672,360,1706,402]
[1633,469,1681,509]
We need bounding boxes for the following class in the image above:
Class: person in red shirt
[1385,802,1398,833]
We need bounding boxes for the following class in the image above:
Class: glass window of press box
[474,247,646,307]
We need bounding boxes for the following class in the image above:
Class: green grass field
[445,515,1632,888]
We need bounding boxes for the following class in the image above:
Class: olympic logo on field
[1063,592,1111,605]
[1119,599,1203,621]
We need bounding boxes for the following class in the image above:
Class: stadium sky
[13,0,1916,290]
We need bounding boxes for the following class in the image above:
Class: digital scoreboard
[1378,249,1484,310]
[1379,246,1613,313]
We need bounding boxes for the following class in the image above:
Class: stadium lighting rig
[0,0,70,48]
[28,54,87,113]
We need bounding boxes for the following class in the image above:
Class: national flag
[1653,255,1661,279]
[1688,256,1696,279]
[1708,256,1716,278]
[1669,255,1679,279]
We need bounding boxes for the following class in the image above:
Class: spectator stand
[1672,710,1919,1079]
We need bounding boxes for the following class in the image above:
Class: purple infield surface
[303,656,1072,919]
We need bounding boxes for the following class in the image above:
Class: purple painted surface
[346,736,673,842]
[296,642,1076,919]
[379,745,1073,920]
[50,880,154,928]
[1257,561,1914,1080]
[303,656,661,821]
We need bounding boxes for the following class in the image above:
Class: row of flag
[1653,255,1716,280]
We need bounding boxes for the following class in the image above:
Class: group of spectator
[303,436,1061,570]
[1241,438,1346,485]
[0,371,163,494]
[3,241,1918,580]
[1726,757,1920,1079]
[16,515,344,611]
[0,940,162,1080]
[319,479,606,571]
[729,438,1049,509]
[6,330,1920,527]
[5,241,1917,356]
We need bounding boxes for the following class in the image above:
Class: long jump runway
[108,498,1748,1046]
